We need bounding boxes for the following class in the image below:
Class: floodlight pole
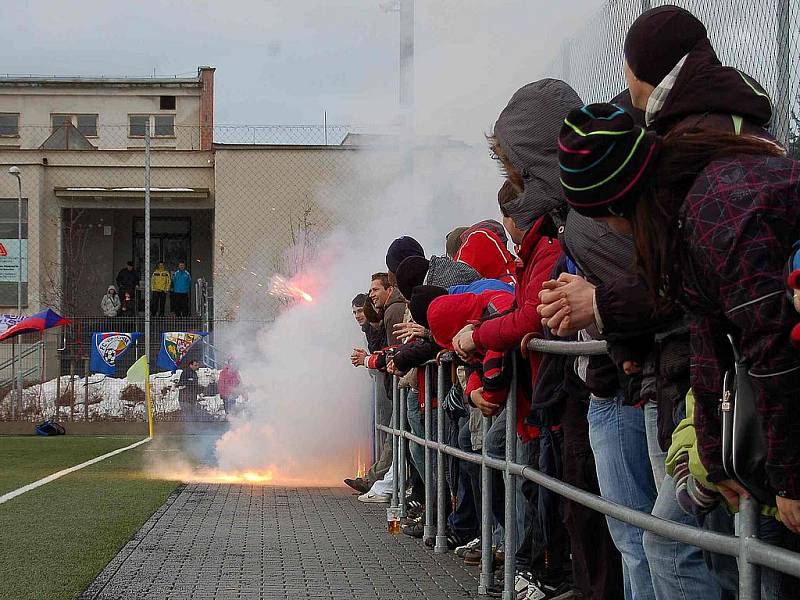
[144,125,151,370]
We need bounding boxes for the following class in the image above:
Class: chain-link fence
[544,0,798,149]
[0,121,407,422]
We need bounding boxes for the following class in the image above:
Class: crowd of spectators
[345,6,800,599]
[99,259,193,318]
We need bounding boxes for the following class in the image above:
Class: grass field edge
[77,483,186,600]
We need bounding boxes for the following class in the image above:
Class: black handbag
[721,334,774,506]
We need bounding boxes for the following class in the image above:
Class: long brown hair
[631,131,785,304]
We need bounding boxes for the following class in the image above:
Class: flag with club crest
[90,332,141,375]
[157,331,207,372]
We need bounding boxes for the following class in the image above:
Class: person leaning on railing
[557,102,800,597]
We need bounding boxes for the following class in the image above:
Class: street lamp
[8,166,22,317]
[8,166,22,418]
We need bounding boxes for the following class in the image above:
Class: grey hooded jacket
[493,79,582,231]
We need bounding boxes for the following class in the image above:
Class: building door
[133,217,191,273]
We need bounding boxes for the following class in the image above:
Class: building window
[76,115,98,137]
[51,114,99,137]
[129,115,149,137]
[0,199,29,307]
[0,114,19,137]
[154,115,175,137]
[160,95,176,110]
[51,114,70,131]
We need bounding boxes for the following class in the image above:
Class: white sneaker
[357,491,391,503]
[454,537,481,558]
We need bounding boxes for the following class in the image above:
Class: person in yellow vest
[151,261,171,317]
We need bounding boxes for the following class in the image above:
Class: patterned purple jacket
[679,154,800,498]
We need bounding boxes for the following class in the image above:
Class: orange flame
[159,467,275,485]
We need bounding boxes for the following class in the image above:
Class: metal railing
[375,340,800,600]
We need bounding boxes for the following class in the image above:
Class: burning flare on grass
[269,274,314,303]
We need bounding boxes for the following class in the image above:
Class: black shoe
[344,477,370,494]
[402,520,425,539]
[423,529,464,550]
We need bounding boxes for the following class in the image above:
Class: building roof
[0,67,213,90]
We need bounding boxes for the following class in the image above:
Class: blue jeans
[406,390,424,474]
[485,408,534,553]
[588,394,657,600]
[642,401,719,600]
[643,475,721,600]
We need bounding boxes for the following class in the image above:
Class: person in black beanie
[396,256,431,301]
[386,236,425,275]
[623,4,771,136]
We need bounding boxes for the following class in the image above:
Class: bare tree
[41,208,96,316]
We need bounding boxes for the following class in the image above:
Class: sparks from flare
[269,274,314,303]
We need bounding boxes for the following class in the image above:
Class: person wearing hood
[455,208,518,286]
[623,4,772,137]
[557,102,800,598]
[448,79,571,596]
[101,285,121,317]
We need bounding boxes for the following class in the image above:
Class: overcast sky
[1,0,607,139]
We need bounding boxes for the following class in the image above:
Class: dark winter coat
[116,267,140,295]
[679,154,800,498]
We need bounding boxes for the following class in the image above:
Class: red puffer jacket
[470,218,560,440]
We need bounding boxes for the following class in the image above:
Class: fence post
[423,363,435,544]
[478,414,494,595]
[69,360,75,421]
[398,386,407,518]
[738,496,761,599]
[10,340,16,419]
[83,357,89,421]
[434,362,447,553]
[502,357,518,600]
[390,375,399,509]
[372,373,379,465]
[773,0,790,145]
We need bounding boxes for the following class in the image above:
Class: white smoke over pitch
[154,0,604,485]
[212,145,501,485]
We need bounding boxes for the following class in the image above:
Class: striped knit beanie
[558,103,660,218]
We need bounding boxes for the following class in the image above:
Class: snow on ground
[0,368,243,421]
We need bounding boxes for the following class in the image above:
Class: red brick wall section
[199,67,215,150]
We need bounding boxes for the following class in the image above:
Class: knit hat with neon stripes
[558,103,661,218]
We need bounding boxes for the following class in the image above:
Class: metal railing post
[435,362,447,553]
[738,496,761,599]
[398,386,407,518]
[502,357,518,600]
[391,375,400,509]
[478,414,494,595]
[372,373,379,464]
[423,363,435,544]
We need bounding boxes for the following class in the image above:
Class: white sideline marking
[0,437,152,505]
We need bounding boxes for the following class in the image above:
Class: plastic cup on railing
[387,507,401,534]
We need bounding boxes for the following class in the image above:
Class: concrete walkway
[81,484,480,600]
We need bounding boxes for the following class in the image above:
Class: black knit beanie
[409,285,448,329]
[395,256,430,300]
[558,103,660,218]
[386,236,425,273]
[624,5,707,86]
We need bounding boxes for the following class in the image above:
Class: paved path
[81,484,480,600]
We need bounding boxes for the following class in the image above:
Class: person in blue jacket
[171,260,192,318]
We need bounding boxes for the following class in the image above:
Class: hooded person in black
[623,4,772,136]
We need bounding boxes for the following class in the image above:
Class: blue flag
[156,331,208,372]
[90,332,141,375]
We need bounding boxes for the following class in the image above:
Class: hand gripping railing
[375,338,800,600]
